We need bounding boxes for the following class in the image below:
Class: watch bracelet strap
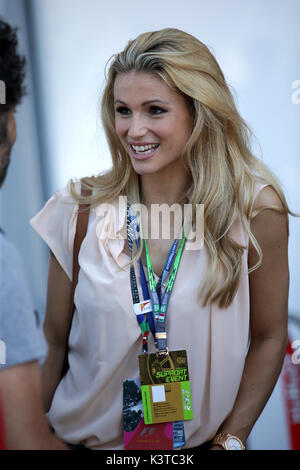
[212,433,245,449]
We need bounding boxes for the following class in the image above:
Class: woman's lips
[129,144,160,160]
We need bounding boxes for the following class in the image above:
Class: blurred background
[0,0,299,450]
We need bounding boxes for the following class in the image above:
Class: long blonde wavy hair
[70,27,292,308]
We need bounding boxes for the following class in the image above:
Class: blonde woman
[31,28,292,450]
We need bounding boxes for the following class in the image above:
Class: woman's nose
[128,115,147,139]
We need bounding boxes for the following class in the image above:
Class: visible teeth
[132,144,159,154]
[136,148,154,155]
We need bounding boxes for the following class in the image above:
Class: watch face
[226,438,243,450]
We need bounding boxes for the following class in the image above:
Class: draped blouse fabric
[30,181,268,450]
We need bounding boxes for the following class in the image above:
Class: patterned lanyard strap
[144,228,186,357]
[127,204,155,353]
[127,203,185,355]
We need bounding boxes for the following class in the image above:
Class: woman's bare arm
[42,252,72,412]
[213,186,289,447]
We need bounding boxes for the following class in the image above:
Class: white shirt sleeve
[30,184,79,280]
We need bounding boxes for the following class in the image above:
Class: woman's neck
[139,168,191,209]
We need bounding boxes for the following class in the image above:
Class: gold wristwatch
[212,433,245,450]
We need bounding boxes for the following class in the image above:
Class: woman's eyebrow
[114,99,169,106]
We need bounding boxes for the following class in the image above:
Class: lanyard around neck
[127,204,156,352]
[127,203,186,355]
[144,233,186,355]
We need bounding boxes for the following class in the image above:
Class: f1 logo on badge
[140,427,156,436]
[0,340,6,365]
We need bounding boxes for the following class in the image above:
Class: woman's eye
[149,106,166,115]
[115,105,166,116]
[115,106,131,115]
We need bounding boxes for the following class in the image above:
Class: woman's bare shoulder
[252,185,284,212]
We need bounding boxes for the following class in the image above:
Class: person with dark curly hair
[0,17,68,449]
[0,16,26,187]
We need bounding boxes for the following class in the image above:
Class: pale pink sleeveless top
[30,180,268,449]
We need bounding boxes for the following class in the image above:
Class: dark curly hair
[0,16,26,113]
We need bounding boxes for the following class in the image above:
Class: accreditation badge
[123,377,174,450]
[138,350,193,425]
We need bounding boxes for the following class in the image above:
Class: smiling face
[113,70,194,178]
